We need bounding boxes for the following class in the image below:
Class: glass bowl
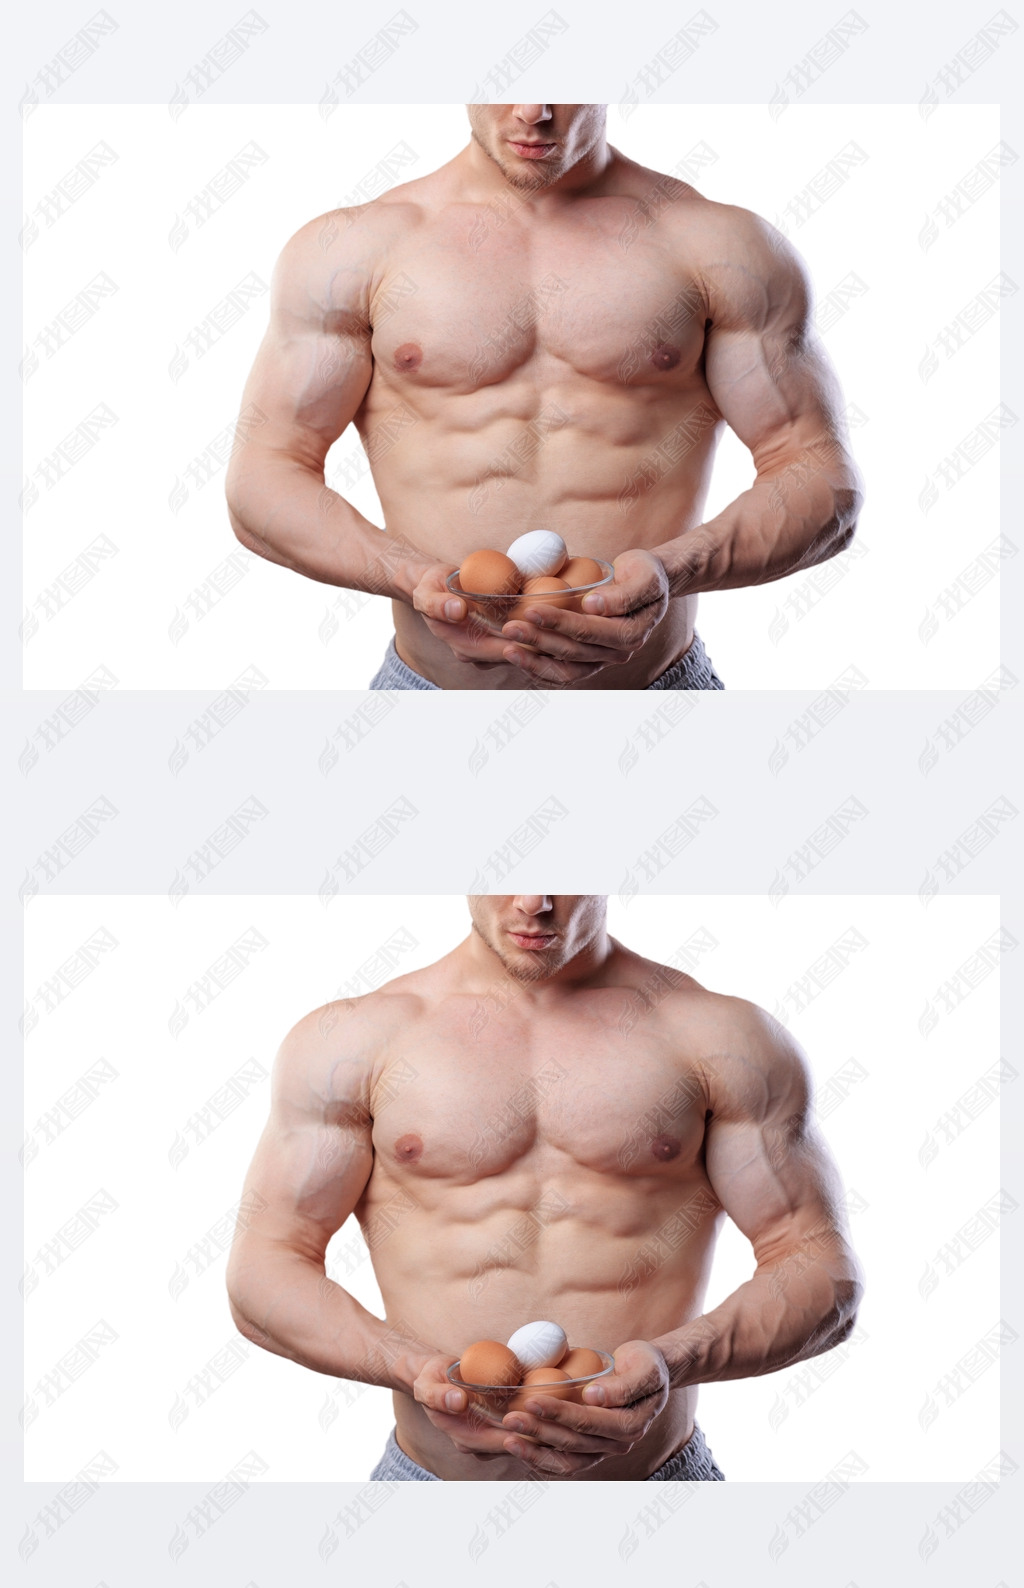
[445,560,614,636]
[445,1350,614,1428]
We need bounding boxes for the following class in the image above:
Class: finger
[502,1436,603,1476]
[421,620,515,665]
[579,591,664,626]
[425,1409,512,1452]
[501,619,628,665]
[414,1381,468,1415]
[502,1406,633,1455]
[507,1394,651,1443]
[415,589,468,623]
[514,603,660,650]
[501,646,605,685]
[412,569,465,622]
[582,1371,664,1410]
[449,637,514,664]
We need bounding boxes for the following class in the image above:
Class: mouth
[508,931,558,950]
[507,140,557,160]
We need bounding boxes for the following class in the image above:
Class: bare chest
[366,211,709,395]
[369,1005,708,1184]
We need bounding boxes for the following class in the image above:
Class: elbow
[828,449,866,547]
[823,1270,865,1349]
[227,1295,251,1340]
[225,477,277,565]
[224,471,253,550]
[833,473,865,547]
[817,473,863,560]
[225,1260,246,1329]
[797,479,862,574]
[225,1253,259,1340]
[228,505,256,555]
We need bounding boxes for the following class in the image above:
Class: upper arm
[228,1006,375,1281]
[700,210,856,480]
[702,1002,855,1276]
[227,213,376,484]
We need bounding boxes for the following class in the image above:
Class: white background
[24,893,1004,1483]
[22,102,1002,691]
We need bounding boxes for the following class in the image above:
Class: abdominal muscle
[373,1207,715,1480]
[366,376,722,687]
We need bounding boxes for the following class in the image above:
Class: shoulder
[614,160,812,327]
[281,979,427,1060]
[643,977,810,1114]
[270,194,425,316]
[271,980,409,1080]
[697,994,811,1117]
[688,203,812,327]
[270,982,430,1125]
[280,186,427,265]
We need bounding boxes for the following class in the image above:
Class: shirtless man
[225,105,863,690]
[226,896,864,1480]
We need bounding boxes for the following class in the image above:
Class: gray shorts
[368,634,724,691]
[367,1421,725,1481]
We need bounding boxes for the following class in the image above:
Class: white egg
[506,1320,568,1370]
[506,530,567,579]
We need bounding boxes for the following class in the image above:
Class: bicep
[702,1020,847,1266]
[233,1019,375,1266]
[231,225,374,476]
[701,223,847,472]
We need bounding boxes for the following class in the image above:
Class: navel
[394,1132,423,1162]
[393,342,423,372]
[650,344,681,372]
[650,1134,682,1162]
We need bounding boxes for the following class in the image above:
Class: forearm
[227,1244,435,1393]
[652,1254,863,1390]
[656,443,863,596]
[225,452,432,601]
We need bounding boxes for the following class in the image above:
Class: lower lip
[509,142,555,159]
[509,932,556,950]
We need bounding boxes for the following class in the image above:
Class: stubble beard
[470,126,565,194]
[471,917,563,983]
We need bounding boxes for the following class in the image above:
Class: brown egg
[509,576,574,620]
[458,1340,523,1388]
[459,549,521,596]
[560,557,605,590]
[508,1367,575,1409]
[560,1347,606,1380]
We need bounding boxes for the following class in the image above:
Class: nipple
[649,344,681,372]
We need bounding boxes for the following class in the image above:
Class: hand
[498,550,671,685]
[410,564,523,671]
[497,1339,671,1477]
[411,1355,526,1461]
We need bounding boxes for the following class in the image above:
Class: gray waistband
[367,1421,724,1481]
[368,634,724,691]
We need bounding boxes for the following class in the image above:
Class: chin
[501,160,563,191]
[510,172,558,193]
[503,950,558,981]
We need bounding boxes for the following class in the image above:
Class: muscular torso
[343,956,727,1479]
[340,173,727,688]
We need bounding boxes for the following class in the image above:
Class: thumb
[413,579,467,622]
